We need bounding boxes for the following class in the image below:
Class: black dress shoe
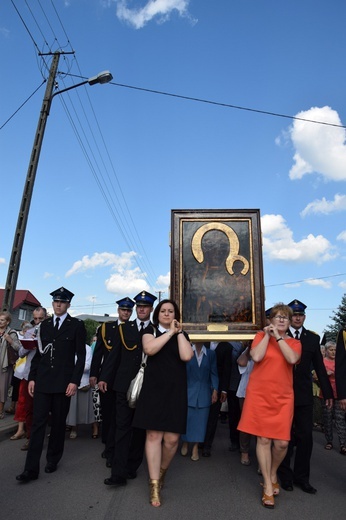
[281,481,294,491]
[294,481,317,494]
[45,464,57,474]
[106,459,112,468]
[16,470,38,482]
[104,476,127,487]
[127,471,137,479]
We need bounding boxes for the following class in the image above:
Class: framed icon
[170,209,265,341]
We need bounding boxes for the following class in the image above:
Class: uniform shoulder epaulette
[307,329,319,336]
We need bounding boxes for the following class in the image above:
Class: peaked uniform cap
[133,291,157,306]
[116,297,135,310]
[287,299,307,314]
[50,287,74,302]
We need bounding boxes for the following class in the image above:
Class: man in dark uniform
[16,287,86,482]
[98,290,157,487]
[278,299,333,494]
[89,297,134,460]
[335,328,346,413]
[201,341,232,457]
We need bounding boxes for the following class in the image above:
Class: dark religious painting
[170,210,265,341]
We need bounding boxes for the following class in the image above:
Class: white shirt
[289,326,302,339]
[54,313,68,328]
[136,318,151,331]
[192,344,207,367]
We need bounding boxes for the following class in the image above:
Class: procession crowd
[0,288,345,511]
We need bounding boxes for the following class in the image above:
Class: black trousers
[278,404,314,485]
[227,390,241,445]
[100,388,115,445]
[24,391,71,474]
[110,391,145,479]
[203,397,222,450]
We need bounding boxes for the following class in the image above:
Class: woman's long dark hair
[152,299,181,328]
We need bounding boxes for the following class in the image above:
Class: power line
[110,82,346,129]
[8,1,159,289]
[0,81,45,130]
[266,272,346,288]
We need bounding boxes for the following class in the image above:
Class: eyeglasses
[274,315,289,321]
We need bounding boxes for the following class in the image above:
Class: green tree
[84,318,100,344]
[323,293,346,342]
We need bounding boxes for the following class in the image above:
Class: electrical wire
[110,82,346,130]
[0,81,46,130]
[9,0,159,288]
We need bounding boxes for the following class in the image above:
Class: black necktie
[54,317,60,331]
[295,330,300,340]
[140,321,145,331]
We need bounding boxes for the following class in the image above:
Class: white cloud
[105,269,149,294]
[65,250,151,296]
[261,214,337,263]
[65,251,137,277]
[339,280,346,289]
[0,258,5,265]
[283,106,346,181]
[305,278,332,289]
[114,0,196,29]
[156,272,170,287]
[43,272,54,279]
[301,194,346,217]
[337,230,346,241]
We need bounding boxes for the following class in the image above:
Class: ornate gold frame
[170,209,265,341]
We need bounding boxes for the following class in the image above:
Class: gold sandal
[159,467,167,489]
[262,491,275,509]
[149,479,161,507]
[272,482,280,496]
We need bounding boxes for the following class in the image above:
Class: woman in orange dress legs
[238,303,301,509]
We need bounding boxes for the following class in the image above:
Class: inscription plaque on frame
[170,209,265,341]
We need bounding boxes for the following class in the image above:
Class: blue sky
[1,0,346,335]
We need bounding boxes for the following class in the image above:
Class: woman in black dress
[133,299,193,507]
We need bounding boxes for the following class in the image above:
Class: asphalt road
[0,418,345,520]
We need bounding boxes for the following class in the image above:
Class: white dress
[66,345,95,426]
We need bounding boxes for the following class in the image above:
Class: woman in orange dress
[238,303,301,509]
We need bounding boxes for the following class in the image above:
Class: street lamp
[1,52,112,312]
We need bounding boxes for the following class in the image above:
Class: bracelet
[276,337,284,342]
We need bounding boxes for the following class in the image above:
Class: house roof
[0,289,41,310]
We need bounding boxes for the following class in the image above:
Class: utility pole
[2,52,112,313]
[2,52,62,312]
[156,291,164,303]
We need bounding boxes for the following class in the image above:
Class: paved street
[0,415,345,520]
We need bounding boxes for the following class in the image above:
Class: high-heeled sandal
[149,479,161,507]
[159,467,167,489]
[262,491,275,509]
[272,482,280,496]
